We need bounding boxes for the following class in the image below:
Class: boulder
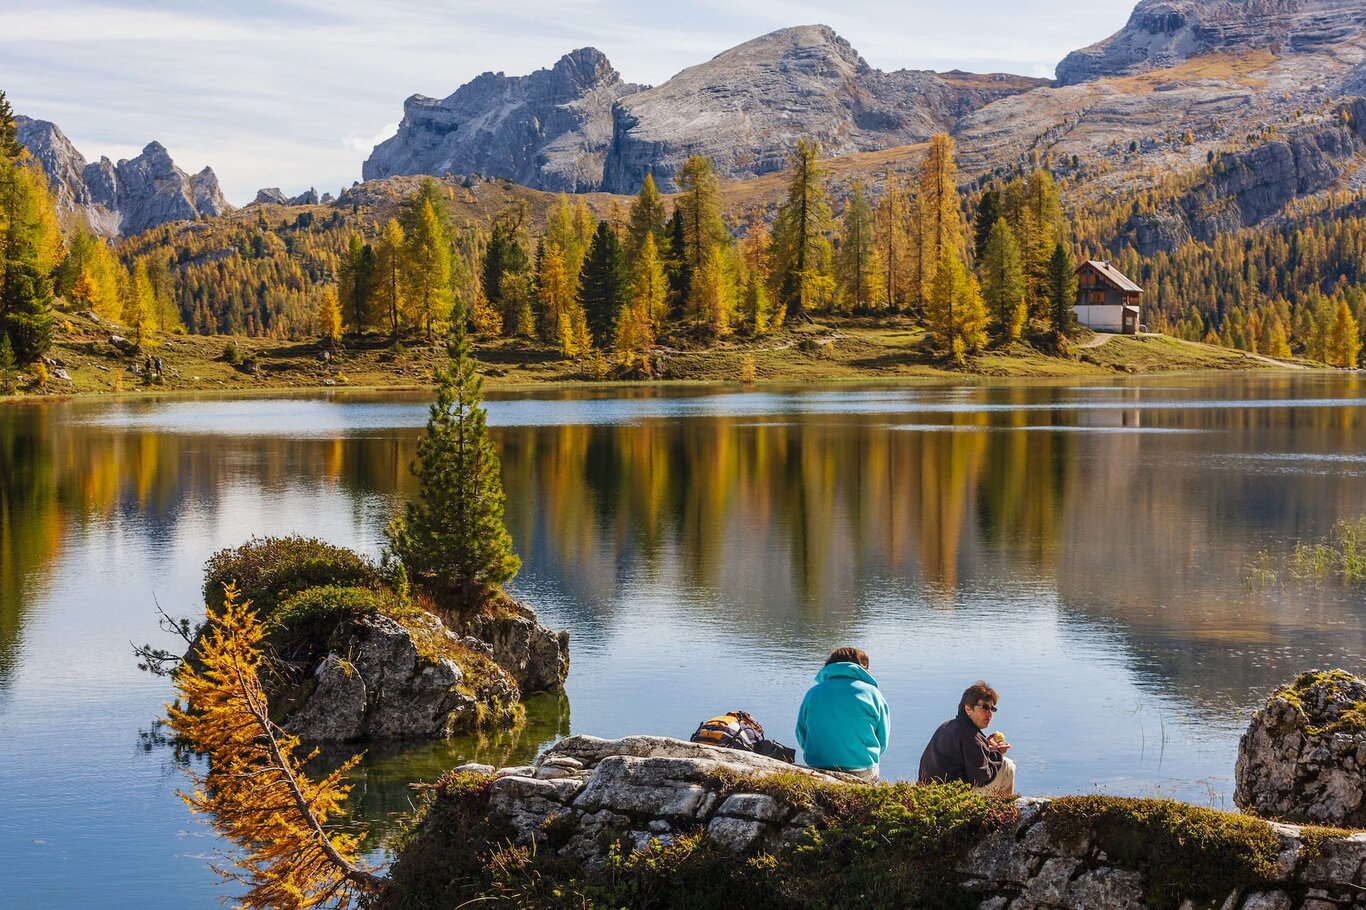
[280,611,520,742]
[454,598,569,693]
[1235,669,1366,826]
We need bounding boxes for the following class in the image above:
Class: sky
[1,0,1138,206]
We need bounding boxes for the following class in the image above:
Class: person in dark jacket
[917,681,1015,794]
[796,647,890,782]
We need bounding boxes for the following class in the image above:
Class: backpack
[690,711,797,764]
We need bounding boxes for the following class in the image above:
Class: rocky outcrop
[1056,0,1366,86]
[14,116,230,237]
[602,25,1045,193]
[364,47,640,192]
[253,186,321,206]
[399,734,1366,909]
[463,735,852,865]
[1236,669,1366,827]
[453,598,570,694]
[364,26,1045,194]
[1122,98,1366,254]
[279,610,520,742]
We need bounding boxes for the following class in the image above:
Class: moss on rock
[1042,795,1280,910]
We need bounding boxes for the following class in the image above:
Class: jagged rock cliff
[364,26,1045,194]
[14,116,229,237]
[363,47,640,192]
[1057,0,1366,85]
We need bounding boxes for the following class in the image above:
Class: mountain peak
[1057,0,1366,85]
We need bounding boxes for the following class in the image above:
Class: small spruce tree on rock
[385,324,519,612]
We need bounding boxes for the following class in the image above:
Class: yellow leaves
[167,583,380,909]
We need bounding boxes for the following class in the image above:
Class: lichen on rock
[1236,669,1366,826]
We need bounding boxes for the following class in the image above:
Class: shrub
[268,584,387,660]
[222,341,240,365]
[202,536,377,617]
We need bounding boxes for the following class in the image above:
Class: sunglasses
[976,703,998,712]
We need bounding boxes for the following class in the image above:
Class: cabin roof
[1079,260,1143,293]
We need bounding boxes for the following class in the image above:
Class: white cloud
[0,0,1139,204]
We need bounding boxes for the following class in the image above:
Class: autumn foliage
[167,583,381,909]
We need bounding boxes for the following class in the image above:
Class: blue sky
[2,0,1137,205]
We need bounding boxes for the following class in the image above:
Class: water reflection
[3,376,1366,908]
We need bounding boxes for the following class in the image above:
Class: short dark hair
[825,647,869,669]
[961,681,998,710]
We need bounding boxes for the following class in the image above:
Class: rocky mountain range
[362,5,1366,242]
[15,116,230,237]
[1056,0,1366,85]
[364,25,1047,194]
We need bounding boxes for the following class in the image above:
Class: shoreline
[0,312,1332,407]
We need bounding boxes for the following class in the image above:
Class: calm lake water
[3,375,1365,908]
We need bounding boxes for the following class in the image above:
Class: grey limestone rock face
[1236,670,1366,827]
[1056,0,1366,86]
[363,47,640,193]
[364,26,1044,195]
[14,116,230,237]
[281,612,519,742]
[454,598,569,694]
[600,25,1043,193]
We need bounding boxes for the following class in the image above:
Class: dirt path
[1076,333,1116,349]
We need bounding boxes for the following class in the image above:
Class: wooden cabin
[1074,260,1143,334]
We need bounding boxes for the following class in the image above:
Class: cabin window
[1089,290,1106,304]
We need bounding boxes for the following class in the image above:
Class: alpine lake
[2,373,1365,908]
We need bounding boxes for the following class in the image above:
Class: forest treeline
[5,86,1366,375]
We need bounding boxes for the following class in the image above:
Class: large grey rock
[364,47,640,192]
[1236,670,1366,826]
[1056,0,1366,86]
[14,116,230,237]
[455,598,569,693]
[281,612,520,742]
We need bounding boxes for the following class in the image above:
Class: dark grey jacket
[917,706,1003,786]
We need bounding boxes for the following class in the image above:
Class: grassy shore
[7,311,1320,401]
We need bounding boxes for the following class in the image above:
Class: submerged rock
[1236,669,1366,826]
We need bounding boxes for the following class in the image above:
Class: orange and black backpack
[690,710,766,751]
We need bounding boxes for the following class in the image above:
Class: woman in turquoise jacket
[795,647,891,781]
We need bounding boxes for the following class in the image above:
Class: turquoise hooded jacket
[795,662,891,771]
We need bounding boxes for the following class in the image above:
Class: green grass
[7,312,1312,406]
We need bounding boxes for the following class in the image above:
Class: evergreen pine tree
[338,232,376,333]
[1046,243,1079,340]
[0,90,22,160]
[0,332,16,394]
[980,218,1027,343]
[666,209,691,319]
[482,213,529,324]
[385,324,519,612]
[578,221,628,350]
[972,190,1001,262]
